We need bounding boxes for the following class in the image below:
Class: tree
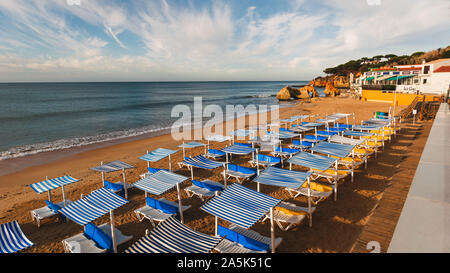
[384,54,397,59]
[411,51,424,58]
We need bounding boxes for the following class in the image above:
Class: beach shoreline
[0,96,409,253]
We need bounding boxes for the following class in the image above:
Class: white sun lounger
[62,223,132,253]
[214,224,282,253]
[262,201,316,231]
[30,200,72,227]
[184,180,225,201]
[134,198,192,227]
[286,184,335,205]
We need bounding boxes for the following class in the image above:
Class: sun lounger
[225,164,257,183]
[214,224,282,253]
[140,167,168,179]
[62,223,132,253]
[286,181,335,204]
[205,149,226,159]
[126,217,221,253]
[262,201,316,231]
[0,221,34,253]
[134,197,191,227]
[248,154,281,168]
[184,180,225,201]
[103,180,133,196]
[290,139,314,150]
[30,200,72,227]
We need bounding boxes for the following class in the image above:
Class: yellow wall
[361,90,440,105]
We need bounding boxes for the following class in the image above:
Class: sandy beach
[0,96,419,253]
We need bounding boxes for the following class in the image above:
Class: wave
[0,104,279,161]
[0,125,174,161]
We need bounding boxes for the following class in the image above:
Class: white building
[357,58,450,96]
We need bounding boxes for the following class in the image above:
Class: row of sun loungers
[3,112,401,253]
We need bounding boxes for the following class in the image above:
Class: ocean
[0,81,323,160]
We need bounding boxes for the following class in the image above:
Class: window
[423,79,427,84]
[423,66,430,74]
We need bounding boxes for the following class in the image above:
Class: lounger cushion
[227,164,256,175]
[292,140,314,147]
[256,154,280,163]
[275,206,308,216]
[208,149,225,156]
[234,142,252,147]
[192,180,224,192]
[157,201,178,215]
[218,225,269,252]
[145,197,178,215]
[302,182,333,192]
[104,180,123,192]
[92,226,113,251]
[45,200,61,213]
[147,167,167,174]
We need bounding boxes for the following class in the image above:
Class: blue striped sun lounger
[205,149,226,159]
[178,141,207,157]
[125,217,222,253]
[271,147,300,159]
[139,148,178,163]
[134,170,189,196]
[225,164,257,183]
[201,183,281,229]
[301,122,325,128]
[248,154,281,168]
[30,175,80,194]
[290,139,314,150]
[310,141,355,159]
[230,129,255,138]
[179,155,225,180]
[343,130,374,137]
[91,160,135,173]
[201,183,282,252]
[59,188,129,225]
[0,221,34,253]
[252,167,311,189]
[288,152,347,200]
[222,144,255,155]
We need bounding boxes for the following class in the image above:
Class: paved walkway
[388,103,450,252]
[351,119,433,253]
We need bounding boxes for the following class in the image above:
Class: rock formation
[323,81,340,97]
[276,85,319,101]
[276,86,300,101]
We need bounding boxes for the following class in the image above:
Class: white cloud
[0,0,448,81]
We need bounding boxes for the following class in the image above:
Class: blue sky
[0,0,449,82]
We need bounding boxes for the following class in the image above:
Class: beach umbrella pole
[334,162,338,201]
[46,176,52,202]
[122,168,128,199]
[101,161,105,186]
[61,185,66,206]
[169,154,172,171]
[110,210,118,253]
[176,183,184,223]
[307,177,312,227]
[223,164,227,188]
[270,207,276,253]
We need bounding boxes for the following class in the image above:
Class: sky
[0,0,449,82]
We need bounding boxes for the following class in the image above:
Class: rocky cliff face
[310,75,350,88]
[323,81,340,97]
